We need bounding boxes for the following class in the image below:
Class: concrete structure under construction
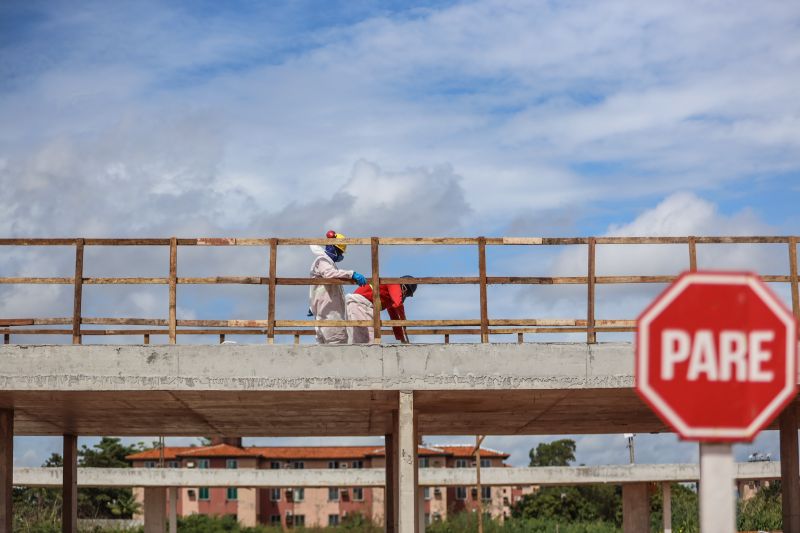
[3,341,800,532]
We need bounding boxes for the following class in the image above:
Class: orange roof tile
[252,446,382,460]
[435,445,509,459]
[177,443,263,458]
[126,447,195,461]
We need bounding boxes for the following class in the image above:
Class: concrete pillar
[63,434,78,533]
[781,403,800,533]
[398,391,418,533]
[237,488,258,527]
[622,483,649,533]
[168,487,178,533]
[0,410,12,533]
[144,487,167,533]
[661,482,671,533]
[385,427,396,533]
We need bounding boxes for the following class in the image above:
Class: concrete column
[144,487,167,533]
[661,482,671,533]
[237,488,258,527]
[781,403,800,533]
[168,487,178,533]
[622,483,649,533]
[385,427,396,533]
[0,410,12,533]
[398,391,418,533]
[63,434,78,533]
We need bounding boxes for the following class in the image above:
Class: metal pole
[699,442,734,532]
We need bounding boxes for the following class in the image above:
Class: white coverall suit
[309,245,354,344]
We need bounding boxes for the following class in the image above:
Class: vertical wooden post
[662,482,672,533]
[219,334,225,344]
[168,237,177,345]
[790,237,799,324]
[371,237,382,344]
[0,409,12,533]
[478,237,489,343]
[72,239,84,345]
[444,334,449,344]
[267,239,277,344]
[2,334,8,345]
[294,334,300,345]
[63,434,78,533]
[474,435,486,533]
[587,237,596,344]
[143,333,150,345]
[779,403,800,532]
[688,236,697,272]
[517,333,523,344]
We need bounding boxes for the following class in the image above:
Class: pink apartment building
[127,439,523,528]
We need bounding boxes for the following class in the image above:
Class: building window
[293,488,305,502]
[294,515,305,526]
[425,513,431,526]
[270,461,280,469]
[423,487,431,500]
[328,515,340,526]
[482,486,491,501]
[144,461,156,468]
[353,487,364,501]
[168,461,180,468]
[328,461,339,469]
[456,487,467,500]
[199,487,210,500]
[198,459,210,469]
[480,458,491,468]
[293,461,304,469]
[270,488,281,501]
[270,515,281,526]
[455,459,468,468]
[226,459,238,469]
[328,487,339,501]
[227,487,238,500]
[419,457,429,468]
[352,460,363,469]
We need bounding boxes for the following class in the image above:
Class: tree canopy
[528,439,576,467]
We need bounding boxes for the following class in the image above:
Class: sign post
[636,272,797,531]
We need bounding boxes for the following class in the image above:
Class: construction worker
[309,230,367,344]
[345,276,417,344]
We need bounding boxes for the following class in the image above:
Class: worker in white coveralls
[309,230,367,344]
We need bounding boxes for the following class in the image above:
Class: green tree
[77,437,142,519]
[529,439,576,467]
[737,480,782,531]
[649,483,699,533]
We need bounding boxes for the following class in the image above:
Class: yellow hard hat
[326,230,347,252]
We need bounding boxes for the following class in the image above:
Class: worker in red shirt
[345,276,417,343]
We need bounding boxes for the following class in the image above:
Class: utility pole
[624,433,635,464]
[474,435,486,533]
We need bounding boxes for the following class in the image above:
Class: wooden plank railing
[0,236,798,345]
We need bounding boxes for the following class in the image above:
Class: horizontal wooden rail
[1,235,797,346]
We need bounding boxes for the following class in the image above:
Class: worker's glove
[352,272,367,286]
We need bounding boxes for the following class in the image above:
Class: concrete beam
[12,461,782,488]
[144,487,166,533]
[63,434,78,533]
[0,343,633,392]
[622,483,649,533]
[0,409,12,533]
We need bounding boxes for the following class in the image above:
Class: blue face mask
[325,245,344,263]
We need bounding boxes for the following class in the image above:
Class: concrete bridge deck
[2,342,661,436]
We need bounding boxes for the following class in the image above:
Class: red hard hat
[326,230,337,238]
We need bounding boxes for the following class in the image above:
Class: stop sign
[636,272,798,441]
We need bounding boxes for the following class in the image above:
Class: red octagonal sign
[636,272,798,441]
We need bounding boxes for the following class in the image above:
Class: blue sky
[1,0,800,467]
